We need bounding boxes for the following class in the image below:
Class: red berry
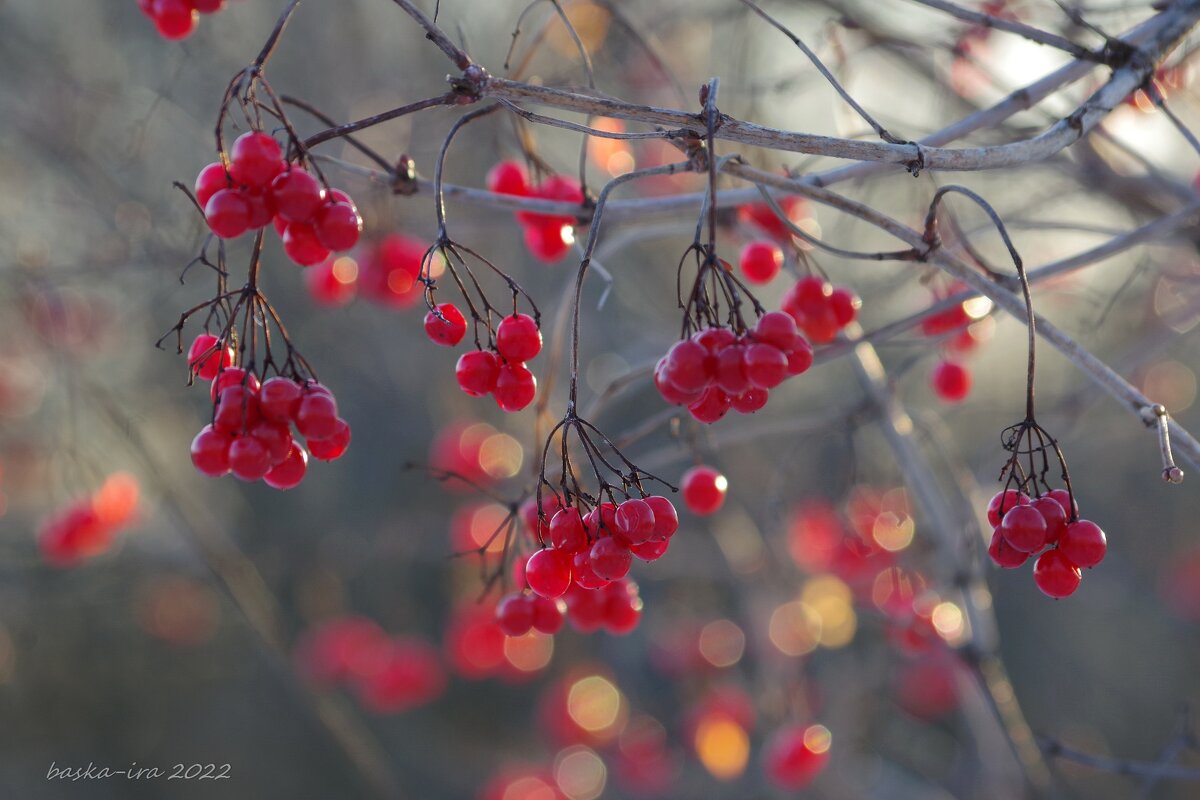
[739,241,782,284]
[282,221,332,267]
[753,311,800,351]
[681,466,727,515]
[295,392,339,441]
[209,367,259,402]
[308,419,351,461]
[787,275,832,318]
[583,503,618,540]
[688,386,731,424]
[250,419,292,465]
[614,498,656,545]
[738,196,805,240]
[496,594,534,637]
[986,490,1029,527]
[486,160,529,196]
[229,436,271,482]
[732,387,769,413]
[1033,549,1082,598]
[630,538,669,562]
[530,596,566,635]
[1047,488,1079,519]
[264,443,308,490]
[190,425,232,477]
[270,168,325,223]
[603,584,642,635]
[522,220,573,263]
[194,163,230,209]
[455,350,501,397]
[152,0,198,39]
[931,360,971,402]
[571,550,611,590]
[229,131,283,188]
[423,303,467,347]
[999,505,1047,553]
[799,306,840,344]
[644,496,679,540]
[664,339,711,394]
[785,336,814,376]
[187,334,234,381]
[589,537,633,581]
[549,508,588,553]
[1032,496,1068,545]
[714,345,750,396]
[496,314,542,362]
[654,361,702,406]
[525,549,573,598]
[305,257,357,307]
[213,385,261,433]
[494,362,537,412]
[990,527,1031,567]
[258,377,303,422]
[565,584,607,630]
[204,189,251,239]
[763,724,831,790]
[314,201,362,252]
[743,343,788,389]
[829,287,861,327]
[1059,520,1106,568]
[695,327,737,353]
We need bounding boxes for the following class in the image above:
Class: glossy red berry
[194,163,230,209]
[258,377,302,423]
[525,548,573,598]
[987,529,1029,568]
[229,131,283,188]
[522,220,573,263]
[589,537,633,581]
[571,550,611,590]
[190,425,232,477]
[187,334,234,381]
[1047,488,1078,518]
[630,538,669,562]
[663,339,711,394]
[295,392,339,441]
[1033,548,1082,598]
[999,505,1047,553]
[1032,496,1068,545]
[213,385,261,433]
[530,596,566,634]
[152,0,198,39]
[496,314,542,362]
[732,387,769,414]
[282,221,332,267]
[743,343,788,389]
[494,362,537,412]
[486,160,529,196]
[209,367,259,402]
[931,360,971,403]
[681,466,727,515]
[738,241,783,284]
[205,189,251,239]
[603,585,642,635]
[455,350,501,397]
[785,337,814,376]
[644,496,679,540]
[753,311,799,351]
[250,419,292,466]
[308,419,351,461]
[229,436,272,482]
[314,201,362,252]
[788,275,832,318]
[496,594,535,637]
[264,443,308,490]
[986,490,1029,527]
[270,168,325,223]
[687,386,731,424]
[424,303,467,347]
[242,188,274,229]
[614,499,656,546]
[1059,520,1106,568]
[549,508,588,553]
[829,287,861,327]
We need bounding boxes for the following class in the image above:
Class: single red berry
[190,425,232,477]
[664,339,711,394]
[681,466,727,515]
[829,287,861,327]
[614,498,656,545]
[270,168,325,223]
[209,367,260,402]
[732,387,769,414]
[630,538,669,562]
[308,419,351,461]
[603,586,642,635]
[1047,488,1079,519]
[522,220,573,263]
[194,163,230,209]
[1059,520,1106,568]
[229,131,284,188]
[550,508,588,553]
[986,490,1029,527]
[714,345,750,396]
[204,189,251,239]
[688,386,732,424]
[187,334,234,381]
[738,196,804,240]
[1033,548,1082,598]
[250,419,292,465]
[314,201,362,252]
[486,160,529,196]
[295,392,339,441]
[423,303,467,347]
[589,537,633,581]
[571,550,611,590]
[644,496,679,540]
[525,548,573,598]
[763,724,831,790]
[695,327,738,353]
[931,360,971,403]
[753,311,800,351]
[654,360,703,406]
[739,241,783,284]
[530,596,566,635]
[229,436,272,482]
[785,336,814,376]
[264,443,308,490]
[282,221,332,267]
[213,385,262,433]
[799,306,840,344]
[455,350,501,397]
[242,187,275,230]
[743,343,788,389]
[788,275,833,318]
[999,505,1047,553]
[1032,496,1068,545]
[495,594,535,637]
[496,314,542,362]
[258,377,303,422]
[152,0,197,39]
[494,362,537,412]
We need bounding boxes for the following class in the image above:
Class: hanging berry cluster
[196,131,362,266]
[448,313,543,412]
[486,161,585,264]
[137,0,225,41]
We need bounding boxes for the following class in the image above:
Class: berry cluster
[196,131,362,266]
[655,312,813,423]
[780,276,861,344]
[39,473,140,568]
[137,0,224,41]
[487,161,585,264]
[439,313,542,412]
[186,334,351,488]
[986,489,1107,598]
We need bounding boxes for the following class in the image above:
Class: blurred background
[2,0,1200,797]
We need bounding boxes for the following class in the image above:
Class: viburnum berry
[829,287,861,327]
[714,345,750,395]
[495,594,535,637]
[1059,520,1106,568]
[257,376,302,422]
[732,387,769,414]
[687,385,732,424]
[1047,488,1078,518]
[264,443,308,490]
[493,362,537,412]
[282,221,332,267]
[603,581,643,635]
[314,201,362,252]
[681,466,727,515]
[308,419,351,461]
[571,550,611,591]
[194,163,230,209]
[455,350,501,397]
[1033,548,1082,598]
[738,241,783,285]
[229,131,284,188]
[204,189,251,239]
[270,168,325,223]
[151,0,198,40]
[754,311,800,350]
[228,436,272,482]
[305,257,358,307]
[187,334,234,381]
[523,221,573,263]
[213,384,261,432]
[486,160,529,196]
[986,490,1029,527]
[249,419,291,465]
[424,303,467,347]
[663,339,710,394]
[782,275,858,344]
[496,314,542,362]
[549,508,588,553]
[630,538,669,562]
[530,596,566,635]
[589,537,632,581]
[931,360,972,403]
[738,195,805,241]
[190,425,232,477]
[563,581,608,631]
[525,548,573,598]
[295,391,339,441]
[743,343,788,389]
[644,496,679,540]
[614,499,656,545]
[999,505,1047,553]
[1032,495,1068,545]
[988,528,1029,568]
